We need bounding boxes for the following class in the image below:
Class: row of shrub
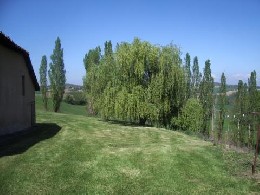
[64,92,86,105]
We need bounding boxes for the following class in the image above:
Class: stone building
[0,32,40,135]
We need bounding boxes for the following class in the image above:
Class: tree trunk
[139,117,146,126]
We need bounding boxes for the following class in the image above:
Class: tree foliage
[48,37,66,112]
[248,70,257,112]
[172,98,203,132]
[218,73,227,142]
[83,46,101,114]
[64,92,86,105]
[233,80,249,145]
[84,38,185,127]
[184,53,191,99]
[199,60,214,137]
[191,56,201,99]
[247,71,257,146]
[39,55,48,110]
[231,71,260,147]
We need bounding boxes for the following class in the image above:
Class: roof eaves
[0,32,40,91]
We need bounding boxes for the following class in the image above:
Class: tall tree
[234,80,248,146]
[83,46,101,73]
[83,46,102,115]
[84,38,185,127]
[48,37,66,112]
[184,53,191,99]
[248,70,257,147]
[39,55,48,110]
[236,80,244,114]
[104,40,113,58]
[191,56,201,99]
[256,90,260,121]
[218,73,227,142]
[248,70,257,112]
[241,82,249,145]
[200,60,214,137]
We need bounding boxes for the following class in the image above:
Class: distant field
[0,95,259,194]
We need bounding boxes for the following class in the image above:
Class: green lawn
[0,97,260,194]
[35,94,87,116]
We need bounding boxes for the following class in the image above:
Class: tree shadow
[0,123,61,157]
[103,119,153,128]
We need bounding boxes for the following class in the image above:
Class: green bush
[64,92,86,105]
[64,94,74,104]
[172,98,203,132]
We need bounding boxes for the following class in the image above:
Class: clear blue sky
[1,0,260,85]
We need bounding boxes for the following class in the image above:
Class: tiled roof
[0,32,40,91]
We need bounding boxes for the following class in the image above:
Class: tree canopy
[84,38,187,127]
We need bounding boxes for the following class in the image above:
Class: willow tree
[107,38,162,125]
[83,46,101,114]
[148,44,185,126]
[84,38,186,127]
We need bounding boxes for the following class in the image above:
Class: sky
[1,0,260,85]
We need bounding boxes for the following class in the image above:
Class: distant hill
[65,83,83,90]
[214,82,237,94]
[214,82,259,90]
[214,82,260,96]
[47,83,83,92]
[214,82,237,89]
[214,82,221,87]
[64,83,83,93]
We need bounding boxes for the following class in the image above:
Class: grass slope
[35,94,87,116]
[0,97,260,194]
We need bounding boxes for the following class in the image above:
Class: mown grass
[0,96,260,194]
[35,94,87,116]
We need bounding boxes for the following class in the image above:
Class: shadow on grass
[0,123,61,157]
[103,119,153,128]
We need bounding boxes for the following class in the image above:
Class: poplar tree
[235,80,244,114]
[256,90,260,118]
[248,70,257,112]
[191,56,201,99]
[234,80,248,145]
[48,37,66,112]
[248,70,257,147]
[184,53,191,99]
[104,40,113,57]
[200,60,214,137]
[39,55,48,110]
[242,82,249,145]
[218,72,227,142]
